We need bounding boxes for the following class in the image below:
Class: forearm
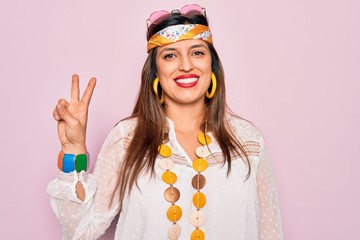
[76,180,86,201]
[48,172,116,240]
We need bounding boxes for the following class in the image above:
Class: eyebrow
[159,43,208,54]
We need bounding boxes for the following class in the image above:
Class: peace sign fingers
[53,74,97,153]
[70,74,97,105]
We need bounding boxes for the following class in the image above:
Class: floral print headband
[147,24,213,52]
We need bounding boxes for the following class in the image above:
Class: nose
[178,55,193,72]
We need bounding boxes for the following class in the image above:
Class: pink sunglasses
[147,4,206,27]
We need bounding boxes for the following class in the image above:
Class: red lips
[174,74,199,88]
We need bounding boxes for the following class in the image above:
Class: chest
[174,131,203,161]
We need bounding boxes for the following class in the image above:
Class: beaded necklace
[158,126,211,240]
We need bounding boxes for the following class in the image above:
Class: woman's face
[156,39,212,106]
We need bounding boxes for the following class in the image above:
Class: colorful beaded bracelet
[57,151,89,173]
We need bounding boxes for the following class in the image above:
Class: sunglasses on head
[147,4,206,28]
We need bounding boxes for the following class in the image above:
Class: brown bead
[164,187,180,203]
[191,174,206,190]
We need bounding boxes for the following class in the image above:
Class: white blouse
[47,114,283,240]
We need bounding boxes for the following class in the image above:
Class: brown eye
[164,53,176,59]
[192,51,204,56]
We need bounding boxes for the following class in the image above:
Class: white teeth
[175,77,198,84]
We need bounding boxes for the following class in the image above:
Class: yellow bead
[192,158,208,172]
[198,132,211,145]
[162,171,177,185]
[158,144,172,157]
[167,205,182,222]
[192,192,206,209]
[190,229,205,240]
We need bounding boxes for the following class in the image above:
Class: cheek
[156,60,178,78]
[196,56,212,72]
[200,63,213,78]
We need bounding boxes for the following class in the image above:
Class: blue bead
[62,154,75,173]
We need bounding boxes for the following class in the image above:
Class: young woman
[48,4,283,240]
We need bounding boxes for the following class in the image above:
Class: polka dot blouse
[47,114,283,240]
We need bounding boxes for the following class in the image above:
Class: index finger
[80,77,97,106]
[71,74,80,102]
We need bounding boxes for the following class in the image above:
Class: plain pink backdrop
[1,0,359,239]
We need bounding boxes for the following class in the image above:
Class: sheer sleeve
[47,121,132,240]
[257,139,283,240]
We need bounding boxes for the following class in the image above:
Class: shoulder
[225,112,268,162]
[113,117,138,136]
[96,117,138,164]
[102,117,138,146]
[225,112,265,145]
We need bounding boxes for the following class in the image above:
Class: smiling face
[156,39,212,106]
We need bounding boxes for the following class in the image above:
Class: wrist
[57,150,90,173]
[62,143,87,155]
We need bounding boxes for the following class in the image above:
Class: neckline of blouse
[165,116,219,165]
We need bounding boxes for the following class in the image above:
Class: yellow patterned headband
[147,24,213,52]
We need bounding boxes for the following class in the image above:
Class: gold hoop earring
[206,73,217,99]
[153,77,165,104]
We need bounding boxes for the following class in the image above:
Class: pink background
[1,0,359,239]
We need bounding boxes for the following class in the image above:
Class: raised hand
[53,74,96,154]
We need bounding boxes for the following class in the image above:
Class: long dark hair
[117,13,251,211]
